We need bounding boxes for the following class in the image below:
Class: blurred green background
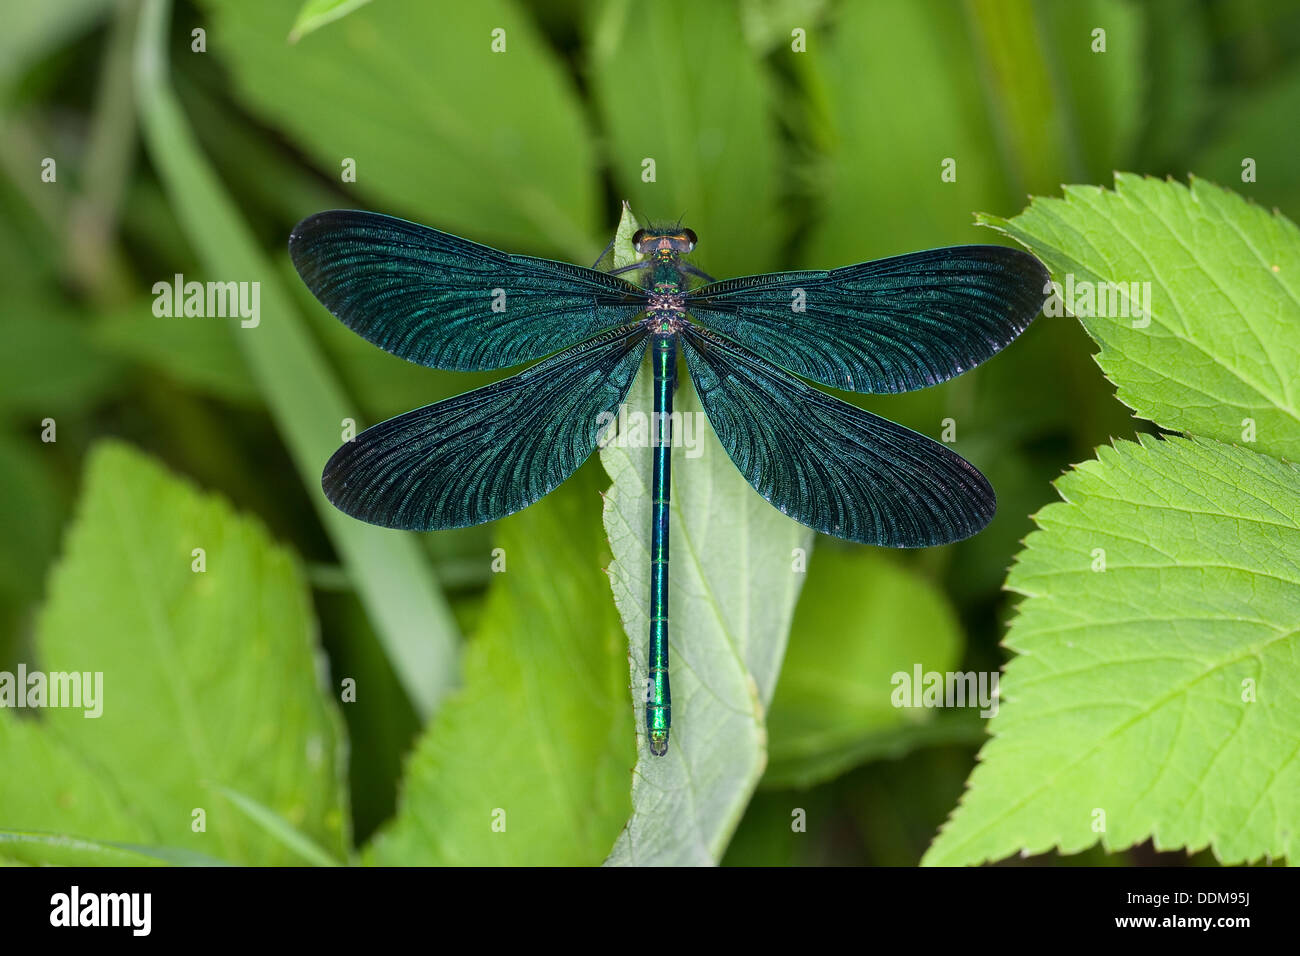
[3,0,1300,865]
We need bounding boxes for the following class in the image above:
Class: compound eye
[631,228,648,249]
[682,228,698,250]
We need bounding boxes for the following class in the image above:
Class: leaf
[597,202,810,864]
[94,296,259,405]
[210,785,342,865]
[0,0,112,94]
[1192,64,1300,222]
[963,0,1143,195]
[311,588,421,842]
[288,0,373,42]
[0,830,231,867]
[925,436,1300,866]
[1134,0,1211,172]
[601,366,813,866]
[979,174,1300,461]
[588,0,783,278]
[737,0,830,55]
[0,708,151,849]
[846,744,998,866]
[795,0,1015,266]
[0,306,124,417]
[134,0,461,718]
[788,0,1144,608]
[763,547,966,789]
[1030,0,1144,183]
[0,441,349,865]
[364,465,632,865]
[610,200,642,270]
[196,0,599,256]
[0,435,65,603]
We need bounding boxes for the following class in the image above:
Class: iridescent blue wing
[290,210,646,371]
[682,325,994,547]
[685,245,1048,393]
[324,325,649,530]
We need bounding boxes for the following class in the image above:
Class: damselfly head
[632,226,698,256]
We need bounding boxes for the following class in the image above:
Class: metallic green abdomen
[647,333,676,755]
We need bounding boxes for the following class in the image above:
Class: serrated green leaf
[364,466,632,866]
[0,441,349,865]
[925,436,1300,866]
[763,547,965,789]
[979,174,1300,460]
[601,369,812,866]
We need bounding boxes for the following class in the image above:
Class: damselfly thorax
[630,228,699,338]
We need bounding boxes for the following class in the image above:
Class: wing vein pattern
[323,325,649,530]
[290,209,645,370]
[682,324,995,547]
[686,245,1048,393]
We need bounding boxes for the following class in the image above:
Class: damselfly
[289,209,1048,756]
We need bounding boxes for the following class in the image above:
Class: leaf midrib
[102,473,241,861]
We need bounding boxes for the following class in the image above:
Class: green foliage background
[1,0,1298,866]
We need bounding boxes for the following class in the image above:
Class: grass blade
[133,0,459,718]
